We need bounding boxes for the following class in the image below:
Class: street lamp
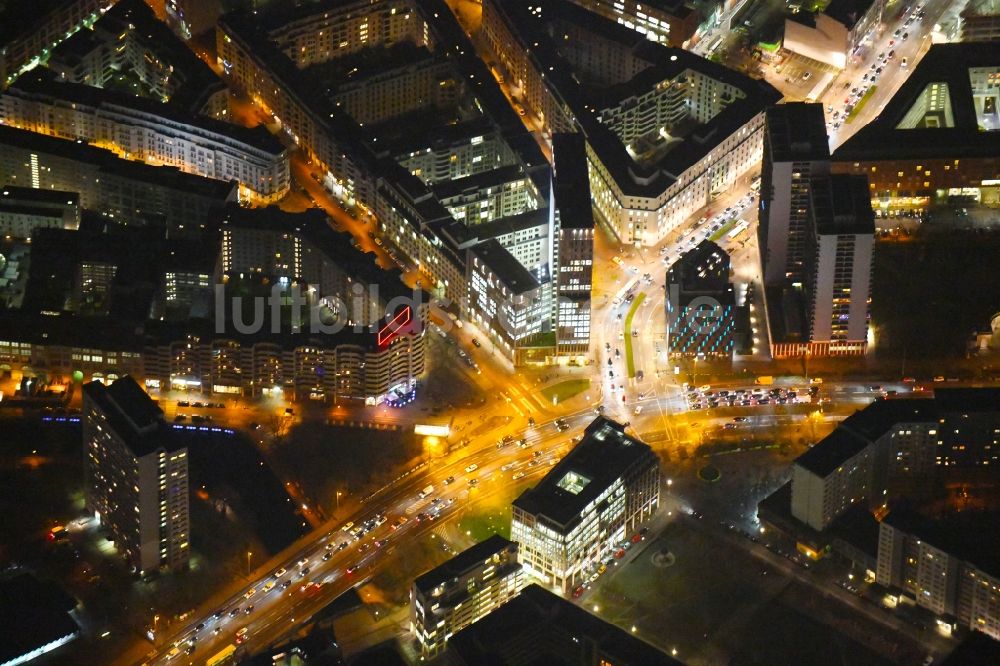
[336,490,343,514]
[246,550,252,579]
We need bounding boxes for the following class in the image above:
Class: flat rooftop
[493,0,781,198]
[470,239,541,295]
[884,506,1000,578]
[833,42,1000,162]
[413,534,516,595]
[795,427,871,477]
[447,583,681,665]
[513,417,657,529]
[765,103,830,163]
[0,572,78,666]
[810,174,875,236]
[83,376,181,457]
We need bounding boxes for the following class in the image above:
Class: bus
[728,219,751,240]
[805,71,835,103]
[206,644,237,666]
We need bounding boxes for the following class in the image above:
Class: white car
[465,463,479,474]
[634,406,643,415]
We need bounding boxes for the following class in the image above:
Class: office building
[482,0,781,245]
[446,584,681,665]
[0,185,79,239]
[0,124,237,234]
[783,0,886,70]
[665,240,737,358]
[410,535,525,659]
[0,70,289,201]
[565,0,700,46]
[83,376,190,574]
[780,388,1000,531]
[832,42,1000,211]
[758,103,831,288]
[467,239,551,363]
[552,133,594,358]
[877,508,1000,641]
[47,0,227,117]
[0,0,111,87]
[512,417,660,593]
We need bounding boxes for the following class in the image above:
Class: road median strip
[624,292,646,378]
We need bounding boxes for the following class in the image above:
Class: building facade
[566,0,700,46]
[802,174,875,356]
[665,240,737,358]
[512,417,660,592]
[0,124,237,235]
[0,185,80,238]
[410,535,525,659]
[0,71,289,201]
[482,0,780,246]
[758,103,831,288]
[83,376,190,574]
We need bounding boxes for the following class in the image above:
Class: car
[235,627,248,644]
[512,471,526,480]
[902,32,909,40]
[634,406,643,415]
[465,463,478,474]
[901,57,908,67]
[501,462,517,472]
[281,580,292,590]
[244,588,256,600]
[469,478,479,487]
[244,605,254,615]
[263,581,276,593]
[733,416,749,422]
[443,475,455,485]
[341,522,354,532]
[297,558,309,567]
[274,567,287,577]
[346,565,358,575]
[801,72,811,80]
[299,567,311,577]
[322,552,332,561]
[471,338,481,348]
[229,608,241,618]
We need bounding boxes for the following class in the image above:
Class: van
[418,484,434,499]
[754,376,774,386]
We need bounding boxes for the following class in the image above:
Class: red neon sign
[378,306,412,347]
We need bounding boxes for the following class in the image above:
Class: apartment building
[0,124,237,234]
[0,70,289,201]
[0,0,112,86]
[759,103,831,288]
[83,376,189,574]
[481,0,780,246]
[0,185,79,239]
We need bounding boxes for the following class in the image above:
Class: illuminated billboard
[377,306,412,347]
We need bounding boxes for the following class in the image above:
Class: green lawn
[623,292,646,378]
[846,86,876,123]
[540,379,590,404]
[457,507,511,542]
